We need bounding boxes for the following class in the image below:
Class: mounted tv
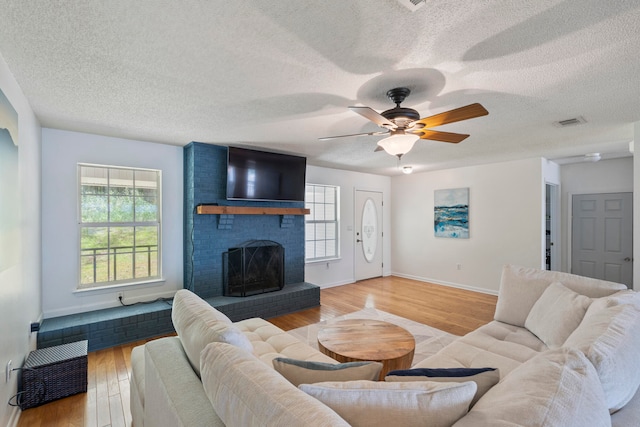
[226,147,306,202]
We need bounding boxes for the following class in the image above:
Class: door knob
[624,257,632,262]
[356,239,362,243]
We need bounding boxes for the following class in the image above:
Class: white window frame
[305,183,340,262]
[77,163,162,290]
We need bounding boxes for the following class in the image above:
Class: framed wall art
[434,187,469,239]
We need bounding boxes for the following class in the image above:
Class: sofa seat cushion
[200,342,350,427]
[235,317,337,365]
[453,348,611,427]
[413,321,547,378]
[495,264,626,327]
[564,295,640,413]
[172,289,254,376]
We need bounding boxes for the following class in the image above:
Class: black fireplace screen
[223,240,284,297]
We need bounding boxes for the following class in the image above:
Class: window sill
[305,257,341,265]
[74,278,166,294]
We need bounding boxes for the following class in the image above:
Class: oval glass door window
[361,198,378,263]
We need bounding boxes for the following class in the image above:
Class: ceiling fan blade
[318,130,389,141]
[414,103,488,128]
[349,106,397,129]
[413,129,470,143]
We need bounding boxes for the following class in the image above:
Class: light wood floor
[16,276,497,427]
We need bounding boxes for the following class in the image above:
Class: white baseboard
[391,272,499,296]
[317,279,355,289]
[7,405,20,427]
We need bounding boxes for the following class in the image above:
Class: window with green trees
[305,184,339,262]
[78,164,161,289]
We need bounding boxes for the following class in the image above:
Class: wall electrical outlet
[6,360,12,382]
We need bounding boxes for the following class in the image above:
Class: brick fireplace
[183,142,317,319]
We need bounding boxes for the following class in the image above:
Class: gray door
[571,192,632,288]
[355,190,383,281]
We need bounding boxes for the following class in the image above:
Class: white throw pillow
[564,298,640,413]
[524,282,591,348]
[273,358,382,386]
[495,264,625,327]
[172,289,253,376]
[452,348,611,427]
[385,367,499,407]
[299,380,476,427]
[200,342,350,427]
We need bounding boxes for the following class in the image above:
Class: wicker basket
[20,340,88,409]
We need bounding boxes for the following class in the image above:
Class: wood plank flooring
[16,276,497,427]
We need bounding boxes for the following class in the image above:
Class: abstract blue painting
[434,188,469,239]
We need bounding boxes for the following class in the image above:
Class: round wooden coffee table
[317,319,415,380]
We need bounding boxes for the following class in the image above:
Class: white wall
[41,129,183,317]
[0,53,42,427]
[632,126,639,289]
[391,158,546,294]
[305,165,391,287]
[560,157,633,277]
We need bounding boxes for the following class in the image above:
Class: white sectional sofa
[130,265,640,426]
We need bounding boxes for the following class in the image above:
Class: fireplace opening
[223,240,284,297]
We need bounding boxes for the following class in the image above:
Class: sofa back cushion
[299,380,476,427]
[452,348,611,427]
[235,318,338,365]
[200,342,350,427]
[524,282,592,348]
[564,294,640,413]
[494,264,626,327]
[172,289,253,376]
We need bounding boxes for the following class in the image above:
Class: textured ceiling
[0,1,638,175]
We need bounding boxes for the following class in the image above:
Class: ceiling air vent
[553,116,587,127]
[395,0,426,11]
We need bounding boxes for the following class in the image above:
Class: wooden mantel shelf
[196,205,310,215]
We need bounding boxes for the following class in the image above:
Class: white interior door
[355,190,383,281]
[571,192,633,288]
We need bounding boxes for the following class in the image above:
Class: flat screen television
[226,147,306,202]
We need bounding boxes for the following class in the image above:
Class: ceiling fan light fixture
[377,133,419,158]
[584,152,601,162]
[402,165,413,174]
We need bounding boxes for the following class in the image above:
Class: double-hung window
[305,184,339,262]
[78,164,161,289]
